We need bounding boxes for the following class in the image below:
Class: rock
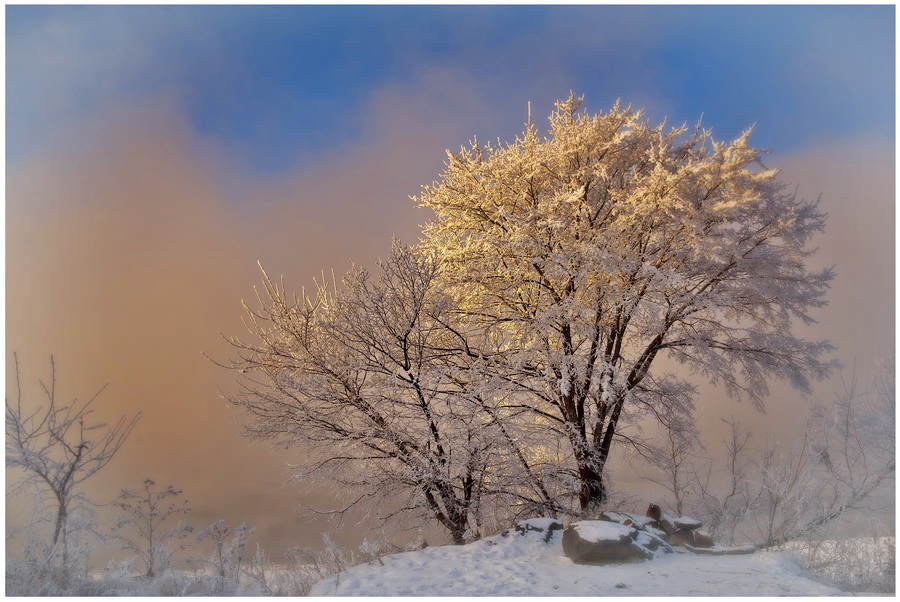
[596,510,673,555]
[661,516,703,546]
[598,510,634,527]
[683,543,757,555]
[601,511,661,532]
[673,516,703,531]
[658,514,677,536]
[591,505,714,553]
[634,530,673,554]
[692,529,714,548]
[562,521,653,565]
[645,525,669,540]
[621,513,659,531]
[667,529,695,547]
[504,518,564,544]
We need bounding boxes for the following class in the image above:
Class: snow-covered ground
[310,519,847,596]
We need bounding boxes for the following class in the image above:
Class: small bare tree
[667,364,894,561]
[641,393,701,516]
[644,359,893,576]
[691,417,758,544]
[113,479,193,578]
[5,354,141,567]
[755,365,895,549]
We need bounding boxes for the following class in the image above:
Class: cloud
[776,134,895,359]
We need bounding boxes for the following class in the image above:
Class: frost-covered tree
[416,93,834,511]
[640,362,893,562]
[755,364,895,549]
[6,355,140,567]
[227,243,552,544]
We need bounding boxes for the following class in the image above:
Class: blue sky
[6,4,895,554]
[8,5,894,172]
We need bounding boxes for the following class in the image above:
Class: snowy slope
[310,519,844,596]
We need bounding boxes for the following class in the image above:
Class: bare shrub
[196,520,254,594]
[112,479,193,578]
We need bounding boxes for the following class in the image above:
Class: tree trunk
[449,522,466,545]
[577,458,606,511]
[445,495,469,545]
[568,417,608,512]
[52,501,68,566]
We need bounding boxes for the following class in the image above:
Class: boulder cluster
[642,503,715,549]
[499,505,756,566]
[561,503,728,565]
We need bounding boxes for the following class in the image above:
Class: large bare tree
[227,243,554,544]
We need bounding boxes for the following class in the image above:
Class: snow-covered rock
[692,528,715,548]
[684,543,758,556]
[620,512,660,531]
[562,520,654,564]
[503,517,563,544]
[599,509,669,539]
[598,505,713,550]
[569,520,636,544]
[674,516,703,531]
